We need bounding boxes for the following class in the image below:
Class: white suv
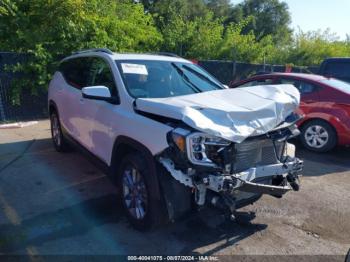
[49,48,303,230]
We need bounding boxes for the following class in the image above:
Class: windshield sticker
[121,63,148,75]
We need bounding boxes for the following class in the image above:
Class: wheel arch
[109,136,162,200]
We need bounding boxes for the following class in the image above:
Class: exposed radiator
[233,138,284,173]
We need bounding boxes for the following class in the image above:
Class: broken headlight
[186,132,232,167]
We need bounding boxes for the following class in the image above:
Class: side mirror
[82,86,116,103]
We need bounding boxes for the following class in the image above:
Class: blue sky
[231,0,350,40]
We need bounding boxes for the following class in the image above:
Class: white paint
[136,84,300,143]
[82,86,111,98]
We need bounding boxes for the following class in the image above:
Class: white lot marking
[0,191,41,259]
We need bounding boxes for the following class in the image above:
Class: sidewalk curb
[0,121,38,129]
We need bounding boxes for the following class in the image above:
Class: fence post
[232,60,236,80]
[0,79,6,122]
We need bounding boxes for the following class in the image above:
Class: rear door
[59,57,92,139]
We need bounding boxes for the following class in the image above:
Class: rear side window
[320,78,350,95]
[240,78,274,87]
[279,78,318,94]
[59,57,92,89]
[324,62,350,77]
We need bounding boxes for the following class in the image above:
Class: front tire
[300,120,337,152]
[118,153,167,231]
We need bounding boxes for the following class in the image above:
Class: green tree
[205,0,233,20]
[286,29,350,66]
[186,13,225,59]
[0,0,162,100]
[151,0,209,23]
[218,19,275,63]
[153,0,211,56]
[232,0,292,45]
[159,9,196,56]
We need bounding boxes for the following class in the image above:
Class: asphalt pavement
[0,120,349,260]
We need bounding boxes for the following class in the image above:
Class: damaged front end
[157,114,303,218]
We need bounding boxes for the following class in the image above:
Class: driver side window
[87,57,117,96]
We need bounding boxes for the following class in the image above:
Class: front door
[77,57,119,163]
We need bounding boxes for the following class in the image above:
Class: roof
[65,49,190,63]
[111,53,190,63]
[260,72,328,81]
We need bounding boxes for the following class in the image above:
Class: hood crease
[135,84,300,143]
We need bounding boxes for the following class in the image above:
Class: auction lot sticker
[121,63,148,75]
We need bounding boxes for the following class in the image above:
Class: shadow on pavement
[0,135,348,254]
[0,194,122,253]
[0,193,267,255]
[294,142,350,177]
[172,211,267,255]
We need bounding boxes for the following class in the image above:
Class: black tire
[300,120,337,152]
[50,111,70,152]
[117,153,167,231]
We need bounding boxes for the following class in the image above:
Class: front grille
[233,138,284,172]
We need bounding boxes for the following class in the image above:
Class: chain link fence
[198,60,319,85]
[0,52,319,123]
[0,52,48,123]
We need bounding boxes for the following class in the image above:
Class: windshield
[115,60,224,98]
[320,78,350,94]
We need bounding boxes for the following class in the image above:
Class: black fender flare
[109,136,163,201]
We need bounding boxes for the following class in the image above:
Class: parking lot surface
[0,120,349,259]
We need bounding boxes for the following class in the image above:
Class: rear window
[324,61,350,77]
[320,78,350,94]
[239,78,274,87]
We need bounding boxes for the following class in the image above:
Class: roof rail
[147,52,181,58]
[73,48,114,55]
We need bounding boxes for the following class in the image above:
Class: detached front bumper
[160,155,303,202]
[204,157,303,195]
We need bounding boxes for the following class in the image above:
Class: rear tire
[117,153,167,231]
[50,111,70,152]
[300,120,337,152]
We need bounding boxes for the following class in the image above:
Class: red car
[230,73,350,152]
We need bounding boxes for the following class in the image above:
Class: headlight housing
[186,132,232,167]
[169,129,233,168]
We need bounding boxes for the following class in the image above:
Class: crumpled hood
[135,84,300,143]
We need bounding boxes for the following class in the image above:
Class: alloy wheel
[304,125,329,149]
[122,166,148,220]
[51,114,61,147]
